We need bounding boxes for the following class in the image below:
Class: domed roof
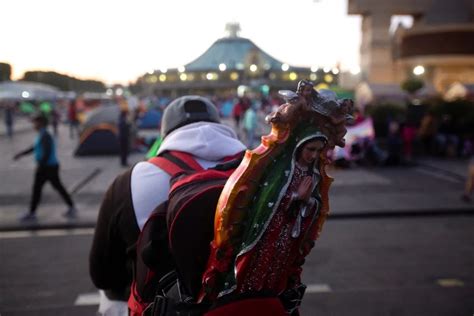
[184,35,299,72]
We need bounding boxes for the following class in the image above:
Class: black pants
[119,137,129,166]
[30,165,74,214]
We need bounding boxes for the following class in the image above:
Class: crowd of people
[2,85,473,316]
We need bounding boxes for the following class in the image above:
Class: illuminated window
[219,63,227,71]
[324,74,333,83]
[230,72,239,81]
[310,73,317,81]
[206,73,218,80]
[289,72,298,81]
[159,74,167,82]
[281,63,289,71]
[316,83,329,90]
[250,64,258,72]
[180,73,187,81]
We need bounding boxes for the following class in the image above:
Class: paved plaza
[0,118,473,231]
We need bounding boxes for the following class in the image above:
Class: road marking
[70,168,102,195]
[331,169,392,186]
[75,292,100,306]
[436,278,464,287]
[0,228,94,239]
[414,167,461,183]
[306,283,332,293]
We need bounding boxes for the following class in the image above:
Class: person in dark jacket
[118,109,130,167]
[13,114,76,221]
[4,103,14,138]
[89,96,246,315]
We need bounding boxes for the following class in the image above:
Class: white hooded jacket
[131,121,246,230]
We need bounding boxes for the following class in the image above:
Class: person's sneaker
[63,207,78,218]
[19,212,37,222]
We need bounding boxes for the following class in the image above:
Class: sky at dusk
[1,0,363,85]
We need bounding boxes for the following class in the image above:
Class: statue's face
[298,139,325,167]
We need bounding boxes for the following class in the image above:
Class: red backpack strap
[148,156,185,177]
[148,151,203,176]
[168,151,204,171]
[222,151,246,162]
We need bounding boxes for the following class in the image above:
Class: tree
[22,71,106,93]
[0,63,12,81]
[401,78,424,95]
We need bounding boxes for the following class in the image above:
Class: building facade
[135,24,339,98]
[349,0,474,93]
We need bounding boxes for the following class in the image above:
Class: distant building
[135,23,339,98]
[349,0,474,94]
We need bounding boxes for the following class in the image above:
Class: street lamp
[413,65,425,76]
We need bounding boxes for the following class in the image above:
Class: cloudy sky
[1,0,363,85]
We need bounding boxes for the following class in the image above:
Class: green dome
[184,36,305,72]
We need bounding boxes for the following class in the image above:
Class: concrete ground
[0,118,473,231]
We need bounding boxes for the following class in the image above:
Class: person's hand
[297,176,313,201]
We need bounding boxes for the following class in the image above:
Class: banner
[332,117,375,161]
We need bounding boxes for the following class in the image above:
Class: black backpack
[128,150,244,316]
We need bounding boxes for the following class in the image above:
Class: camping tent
[0,81,60,101]
[75,105,120,156]
[137,109,162,129]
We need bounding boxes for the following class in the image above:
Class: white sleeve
[130,161,171,231]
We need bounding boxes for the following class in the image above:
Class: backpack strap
[148,151,203,176]
[168,151,204,171]
[222,151,245,162]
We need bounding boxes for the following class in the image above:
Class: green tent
[39,102,52,114]
[19,102,35,114]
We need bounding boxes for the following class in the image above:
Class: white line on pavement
[74,292,101,306]
[414,167,460,183]
[306,283,332,293]
[0,228,94,239]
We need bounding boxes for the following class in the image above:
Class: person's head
[32,113,48,130]
[160,95,220,138]
[120,108,128,118]
[296,137,327,167]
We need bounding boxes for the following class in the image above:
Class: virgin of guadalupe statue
[236,135,327,295]
[199,80,352,315]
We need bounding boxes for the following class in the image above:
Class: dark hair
[32,114,49,126]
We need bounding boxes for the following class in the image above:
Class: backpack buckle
[147,294,169,316]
